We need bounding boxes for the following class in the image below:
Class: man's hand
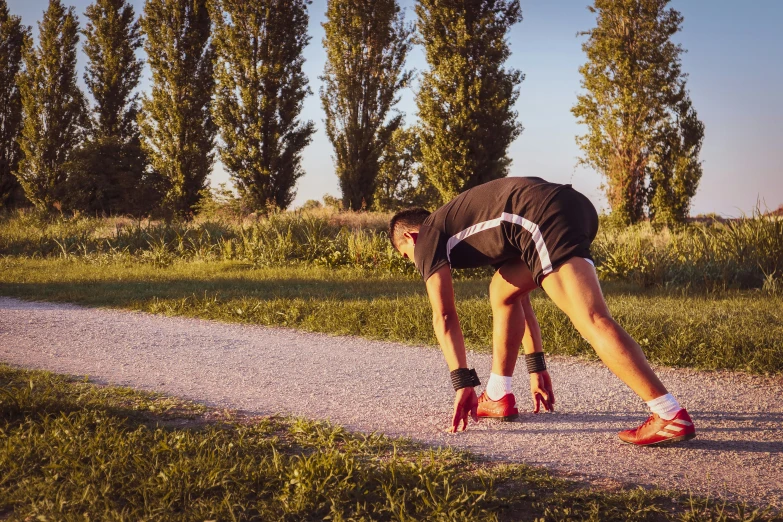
[529,370,555,413]
[450,387,478,433]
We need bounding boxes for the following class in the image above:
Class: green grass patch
[1,365,777,521]
[2,209,782,290]
[1,258,781,374]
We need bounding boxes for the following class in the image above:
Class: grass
[2,208,782,290]
[1,258,781,375]
[1,211,780,516]
[1,364,777,521]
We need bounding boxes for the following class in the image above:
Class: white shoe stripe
[672,419,693,427]
[656,431,675,438]
[664,425,684,432]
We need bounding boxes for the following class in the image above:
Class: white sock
[646,393,682,420]
[485,373,513,400]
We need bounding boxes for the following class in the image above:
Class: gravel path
[1,297,782,508]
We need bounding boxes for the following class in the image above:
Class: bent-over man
[388,177,696,445]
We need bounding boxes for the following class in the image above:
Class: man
[388,177,696,445]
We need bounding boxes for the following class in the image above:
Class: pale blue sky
[8,0,783,215]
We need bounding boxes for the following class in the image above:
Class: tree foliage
[373,126,438,211]
[212,0,315,211]
[16,0,87,212]
[320,0,412,211]
[374,126,419,212]
[0,0,29,210]
[572,0,704,225]
[67,0,157,216]
[84,0,143,140]
[139,0,215,217]
[647,97,704,225]
[415,0,523,205]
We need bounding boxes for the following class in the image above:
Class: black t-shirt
[414,177,567,281]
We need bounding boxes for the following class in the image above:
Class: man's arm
[425,265,467,370]
[425,265,478,432]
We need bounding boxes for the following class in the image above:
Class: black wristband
[525,352,547,374]
[450,368,481,391]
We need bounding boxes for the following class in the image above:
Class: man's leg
[540,257,667,401]
[486,259,555,414]
[489,259,538,377]
[477,260,536,418]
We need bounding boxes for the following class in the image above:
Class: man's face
[395,231,417,263]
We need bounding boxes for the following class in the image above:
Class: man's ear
[403,231,419,245]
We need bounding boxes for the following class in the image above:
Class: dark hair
[388,208,431,249]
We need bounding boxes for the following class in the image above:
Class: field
[1,208,782,290]
[1,365,776,521]
[1,259,781,374]
[1,210,782,520]
[1,209,781,374]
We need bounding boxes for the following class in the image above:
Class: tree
[139,0,215,217]
[321,0,412,211]
[374,126,419,211]
[647,96,704,225]
[212,0,315,211]
[373,125,438,211]
[572,0,703,225]
[0,0,29,210]
[16,0,87,212]
[415,0,523,205]
[67,0,155,215]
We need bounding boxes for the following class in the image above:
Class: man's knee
[574,309,617,341]
[489,276,527,309]
[489,279,512,309]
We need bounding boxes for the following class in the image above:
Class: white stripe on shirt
[445,212,553,275]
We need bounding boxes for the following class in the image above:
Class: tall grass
[2,209,781,289]
[0,209,411,271]
[594,216,783,290]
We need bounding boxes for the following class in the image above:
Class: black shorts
[521,185,599,286]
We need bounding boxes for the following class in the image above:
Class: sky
[7,0,783,216]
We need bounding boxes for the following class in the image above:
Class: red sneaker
[477,391,519,421]
[618,408,696,446]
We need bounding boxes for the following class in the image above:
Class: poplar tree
[321,0,413,211]
[374,126,419,211]
[647,96,704,225]
[68,0,150,215]
[415,0,523,204]
[0,0,29,210]
[16,0,86,212]
[211,0,315,211]
[373,125,438,211]
[572,0,703,225]
[139,0,215,217]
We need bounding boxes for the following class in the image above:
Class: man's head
[388,207,431,261]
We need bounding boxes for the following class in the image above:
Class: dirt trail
[1,297,781,509]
